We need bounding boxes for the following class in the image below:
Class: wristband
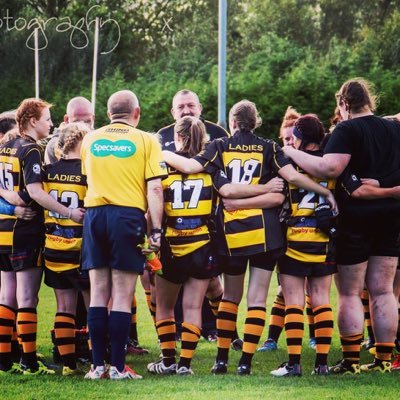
[151,228,163,234]
[0,198,16,216]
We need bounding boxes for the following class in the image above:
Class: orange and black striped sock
[306,295,315,339]
[178,322,201,369]
[240,307,266,366]
[144,289,152,314]
[0,305,16,370]
[156,318,176,367]
[17,308,38,368]
[361,289,374,340]
[54,312,76,370]
[216,300,238,362]
[313,305,334,366]
[285,305,304,365]
[150,301,157,324]
[340,333,363,363]
[130,295,138,342]
[268,293,285,341]
[208,294,222,318]
[375,342,395,362]
[11,322,21,362]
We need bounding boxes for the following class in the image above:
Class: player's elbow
[218,184,233,198]
[274,193,286,206]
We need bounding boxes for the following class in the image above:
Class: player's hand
[14,206,36,220]
[264,177,285,193]
[325,191,338,215]
[70,208,86,224]
[282,145,295,157]
[392,186,400,199]
[360,178,380,187]
[222,198,240,212]
[146,234,161,252]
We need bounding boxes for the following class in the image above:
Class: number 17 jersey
[194,130,290,256]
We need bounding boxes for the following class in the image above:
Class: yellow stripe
[223,208,262,222]
[165,199,213,216]
[170,239,209,257]
[45,235,81,251]
[286,227,327,243]
[226,228,265,249]
[286,247,327,263]
[0,231,13,247]
[45,260,78,272]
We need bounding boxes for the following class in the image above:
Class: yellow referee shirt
[81,122,167,211]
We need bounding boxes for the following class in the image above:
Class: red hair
[16,98,52,137]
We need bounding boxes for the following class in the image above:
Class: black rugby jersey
[158,119,229,151]
[194,129,290,256]
[0,136,44,252]
[42,159,87,272]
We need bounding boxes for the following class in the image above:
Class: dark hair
[174,116,207,157]
[0,114,16,134]
[16,98,52,137]
[336,78,377,114]
[229,100,262,132]
[293,114,325,151]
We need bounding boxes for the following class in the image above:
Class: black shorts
[160,242,219,284]
[0,248,43,272]
[82,206,146,273]
[217,248,283,276]
[336,216,400,265]
[44,267,90,290]
[278,255,337,277]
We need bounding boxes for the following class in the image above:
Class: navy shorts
[160,242,219,284]
[82,206,146,273]
[217,248,283,276]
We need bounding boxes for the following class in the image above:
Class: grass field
[1,275,398,400]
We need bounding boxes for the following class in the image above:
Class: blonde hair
[174,116,207,157]
[229,100,262,132]
[16,98,52,137]
[59,123,90,156]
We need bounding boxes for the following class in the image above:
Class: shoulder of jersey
[157,123,175,136]
[203,120,230,137]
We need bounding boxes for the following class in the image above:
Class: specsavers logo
[90,139,136,158]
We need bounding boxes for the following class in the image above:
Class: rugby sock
[87,307,108,368]
[268,293,285,342]
[108,311,131,372]
[216,300,238,362]
[54,313,76,370]
[239,307,266,366]
[156,318,176,367]
[361,289,374,341]
[130,295,138,342]
[375,342,395,362]
[340,333,363,363]
[178,322,201,369]
[306,295,315,339]
[150,301,157,324]
[285,305,304,365]
[11,322,21,362]
[208,294,222,318]
[0,305,15,370]
[313,305,334,366]
[17,308,38,368]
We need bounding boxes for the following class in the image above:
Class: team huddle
[0,78,399,380]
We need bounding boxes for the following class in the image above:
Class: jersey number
[298,182,327,209]
[227,158,259,184]
[170,179,203,209]
[48,190,79,218]
[0,162,14,191]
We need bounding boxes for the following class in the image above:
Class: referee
[81,90,166,380]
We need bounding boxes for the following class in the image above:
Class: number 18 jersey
[194,130,290,256]
[42,159,87,272]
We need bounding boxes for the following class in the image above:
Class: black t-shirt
[325,115,400,216]
[158,119,229,151]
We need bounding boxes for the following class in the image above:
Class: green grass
[1,276,398,400]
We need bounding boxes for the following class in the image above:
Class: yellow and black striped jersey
[0,136,44,252]
[42,159,87,272]
[285,150,336,263]
[194,130,290,256]
[163,159,215,257]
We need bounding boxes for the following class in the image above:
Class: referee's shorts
[82,205,146,273]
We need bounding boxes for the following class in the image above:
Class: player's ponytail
[60,123,90,156]
[175,116,207,157]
